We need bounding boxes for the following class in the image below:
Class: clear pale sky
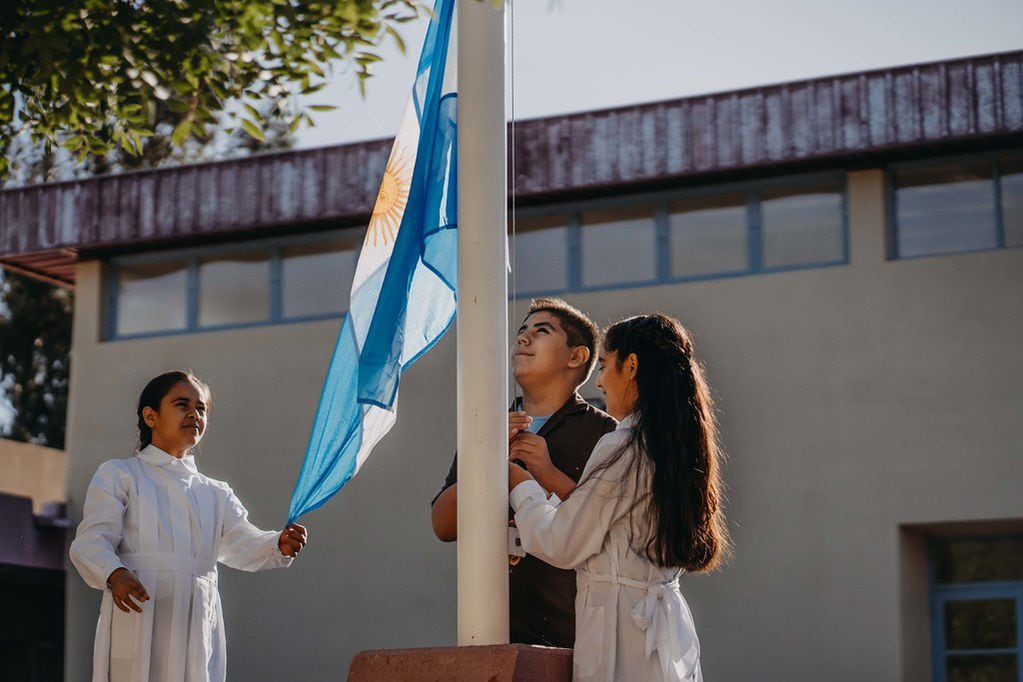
[296,0,1023,149]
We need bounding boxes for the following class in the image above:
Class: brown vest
[433,393,617,647]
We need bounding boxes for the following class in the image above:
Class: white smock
[69,445,293,682]
[511,415,702,681]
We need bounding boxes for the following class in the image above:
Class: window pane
[669,194,748,277]
[761,186,844,268]
[935,537,1023,584]
[282,238,359,318]
[947,654,1017,682]
[511,214,569,294]
[580,205,657,287]
[1000,155,1023,248]
[945,599,1017,650]
[198,252,269,326]
[894,161,997,258]
[116,260,188,336]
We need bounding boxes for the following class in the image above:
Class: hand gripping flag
[288,0,457,523]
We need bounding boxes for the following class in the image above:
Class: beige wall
[0,438,66,513]
[64,169,1023,681]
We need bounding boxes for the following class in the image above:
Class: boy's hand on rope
[107,568,150,613]
[509,432,553,479]
[278,523,308,557]
[508,411,532,441]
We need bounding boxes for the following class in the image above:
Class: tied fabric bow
[630,578,701,681]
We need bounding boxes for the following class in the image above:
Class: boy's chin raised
[513,364,557,388]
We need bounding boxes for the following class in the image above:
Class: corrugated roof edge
[2,49,1022,284]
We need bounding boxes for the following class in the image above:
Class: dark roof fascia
[2,49,1022,284]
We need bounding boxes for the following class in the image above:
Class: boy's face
[513,311,578,385]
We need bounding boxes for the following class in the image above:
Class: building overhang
[2,49,1022,286]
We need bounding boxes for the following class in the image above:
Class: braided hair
[136,371,211,451]
[593,314,729,571]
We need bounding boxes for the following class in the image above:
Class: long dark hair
[600,314,729,572]
[136,370,211,451]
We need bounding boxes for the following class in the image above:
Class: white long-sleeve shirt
[511,415,702,681]
[69,445,292,682]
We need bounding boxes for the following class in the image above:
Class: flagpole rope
[509,0,520,407]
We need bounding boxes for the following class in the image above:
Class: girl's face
[143,381,209,458]
[596,348,638,421]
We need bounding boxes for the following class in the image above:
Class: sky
[295,0,1023,149]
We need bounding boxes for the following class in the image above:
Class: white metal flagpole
[456,0,509,646]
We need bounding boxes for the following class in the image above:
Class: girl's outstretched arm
[218,486,297,571]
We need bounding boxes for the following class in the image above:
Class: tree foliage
[3,98,294,187]
[0,271,72,448]
[0,0,422,176]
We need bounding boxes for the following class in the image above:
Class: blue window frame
[930,534,1023,682]
[107,172,851,338]
[890,150,1023,260]
[509,171,849,298]
[106,229,361,341]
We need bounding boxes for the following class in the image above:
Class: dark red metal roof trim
[2,49,1022,285]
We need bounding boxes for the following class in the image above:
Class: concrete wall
[0,439,66,514]
[63,169,1023,681]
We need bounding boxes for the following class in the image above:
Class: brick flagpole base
[347,644,572,681]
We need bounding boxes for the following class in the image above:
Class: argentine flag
[288,0,457,523]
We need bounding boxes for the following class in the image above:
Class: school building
[0,439,70,682]
[1,49,1021,681]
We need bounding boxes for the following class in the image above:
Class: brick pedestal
[347,644,573,681]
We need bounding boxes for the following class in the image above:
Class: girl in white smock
[509,315,729,681]
[70,371,309,682]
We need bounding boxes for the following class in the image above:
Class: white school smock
[69,445,292,682]
[511,414,702,682]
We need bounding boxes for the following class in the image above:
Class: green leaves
[0,0,429,178]
[171,118,193,147]
[240,117,265,142]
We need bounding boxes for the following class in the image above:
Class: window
[580,205,657,288]
[669,194,748,277]
[761,185,845,268]
[114,259,188,336]
[282,239,360,319]
[108,231,358,339]
[511,214,569,295]
[894,160,997,258]
[891,152,1023,259]
[931,535,1023,682]
[506,173,847,298]
[1000,154,1023,249]
[198,252,270,327]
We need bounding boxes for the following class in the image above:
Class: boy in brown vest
[431,298,616,647]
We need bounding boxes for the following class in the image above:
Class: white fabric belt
[579,568,700,681]
[580,569,679,592]
[122,553,218,582]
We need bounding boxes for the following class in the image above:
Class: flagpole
[456,0,509,646]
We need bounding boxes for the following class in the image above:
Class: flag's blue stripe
[402,305,456,371]
[287,316,363,521]
[356,0,455,409]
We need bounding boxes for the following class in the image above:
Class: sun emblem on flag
[366,147,414,247]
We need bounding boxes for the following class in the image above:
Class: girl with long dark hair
[70,371,308,682]
[509,314,729,681]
